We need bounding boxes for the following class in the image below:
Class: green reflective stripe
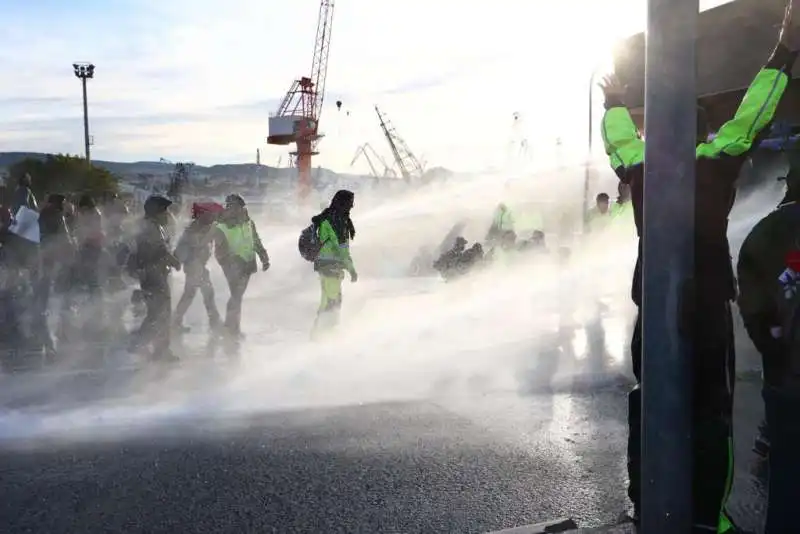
[216,222,255,261]
[610,201,633,221]
[698,68,789,159]
[717,437,735,533]
[601,107,645,170]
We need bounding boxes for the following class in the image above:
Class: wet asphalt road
[0,310,770,534]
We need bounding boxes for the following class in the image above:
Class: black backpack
[298,223,324,262]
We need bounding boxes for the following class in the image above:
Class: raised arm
[599,74,645,175]
[697,52,794,158]
[698,1,798,158]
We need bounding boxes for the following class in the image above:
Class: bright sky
[0,0,732,174]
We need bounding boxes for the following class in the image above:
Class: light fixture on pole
[72,62,95,164]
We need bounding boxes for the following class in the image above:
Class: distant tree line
[4,154,119,204]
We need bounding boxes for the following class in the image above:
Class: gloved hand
[262,261,270,272]
[349,269,358,283]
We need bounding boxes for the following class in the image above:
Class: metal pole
[641,0,697,531]
[82,77,91,164]
[583,71,596,233]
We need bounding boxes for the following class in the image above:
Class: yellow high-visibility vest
[216,222,256,261]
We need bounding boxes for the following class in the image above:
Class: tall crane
[350,143,396,178]
[160,158,194,205]
[267,0,335,201]
[375,106,424,183]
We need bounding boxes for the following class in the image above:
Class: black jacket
[136,218,180,277]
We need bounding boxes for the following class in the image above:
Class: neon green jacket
[492,204,515,232]
[600,44,795,305]
[315,219,355,275]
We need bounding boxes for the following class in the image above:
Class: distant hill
[0,152,291,180]
[0,152,450,190]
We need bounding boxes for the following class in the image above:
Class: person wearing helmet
[212,194,270,339]
[310,190,357,336]
[173,202,223,333]
[130,195,181,361]
[736,153,800,533]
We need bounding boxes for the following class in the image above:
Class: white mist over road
[0,163,781,447]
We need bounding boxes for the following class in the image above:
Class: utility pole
[641,0,697,532]
[73,62,95,164]
[583,69,597,233]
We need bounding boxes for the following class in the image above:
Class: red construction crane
[267,0,335,201]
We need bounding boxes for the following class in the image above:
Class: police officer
[598,4,797,530]
[737,154,800,534]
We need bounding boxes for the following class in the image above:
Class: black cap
[144,195,172,216]
[225,194,246,208]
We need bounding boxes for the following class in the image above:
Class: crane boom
[362,143,395,177]
[350,145,380,177]
[375,105,424,183]
[310,0,334,123]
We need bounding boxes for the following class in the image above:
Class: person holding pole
[598,1,797,531]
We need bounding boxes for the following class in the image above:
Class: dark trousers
[136,273,172,358]
[763,386,800,534]
[222,266,250,335]
[76,245,102,294]
[628,301,735,532]
[32,269,56,353]
[174,264,220,327]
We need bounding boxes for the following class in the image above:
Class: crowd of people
[0,170,280,363]
[1,3,799,531]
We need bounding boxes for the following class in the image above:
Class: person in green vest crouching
[212,194,270,340]
[310,190,358,338]
[486,202,515,245]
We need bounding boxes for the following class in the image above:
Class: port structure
[267,1,335,201]
[375,106,425,183]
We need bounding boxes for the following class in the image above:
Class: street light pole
[583,70,597,233]
[73,62,95,164]
[641,0,697,531]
